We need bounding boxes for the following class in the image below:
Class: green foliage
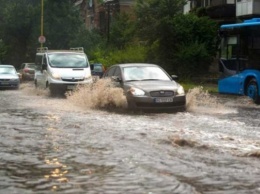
[0,0,87,66]
[0,39,7,63]
[134,0,218,78]
[0,0,219,77]
[44,0,83,49]
[0,0,39,66]
[92,45,148,68]
[70,28,106,60]
[109,13,136,49]
[174,41,212,78]
[169,14,218,78]
[135,0,186,43]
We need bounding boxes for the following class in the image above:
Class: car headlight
[177,85,185,95]
[128,87,145,96]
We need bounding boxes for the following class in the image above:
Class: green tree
[134,0,218,78]
[0,0,39,66]
[70,28,106,60]
[109,12,136,49]
[43,0,84,49]
[0,0,87,66]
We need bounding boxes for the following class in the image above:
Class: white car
[0,65,20,89]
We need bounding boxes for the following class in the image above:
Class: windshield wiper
[125,79,141,82]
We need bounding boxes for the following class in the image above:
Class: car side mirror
[111,76,122,82]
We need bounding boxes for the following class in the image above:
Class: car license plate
[155,97,173,103]
[67,85,75,90]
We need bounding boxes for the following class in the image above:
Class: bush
[174,41,212,78]
[92,44,148,68]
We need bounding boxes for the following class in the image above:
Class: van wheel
[49,84,61,96]
[49,85,56,96]
[246,78,260,104]
[34,80,38,88]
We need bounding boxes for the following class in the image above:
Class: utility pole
[39,0,46,47]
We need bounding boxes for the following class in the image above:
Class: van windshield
[48,53,88,68]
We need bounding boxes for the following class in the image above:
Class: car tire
[246,78,260,104]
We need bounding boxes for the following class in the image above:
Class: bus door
[218,35,243,94]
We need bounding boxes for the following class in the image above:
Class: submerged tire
[246,79,260,104]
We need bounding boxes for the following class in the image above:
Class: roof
[0,64,15,68]
[221,18,260,29]
[36,47,85,54]
[112,63,160,68]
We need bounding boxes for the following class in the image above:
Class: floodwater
[0,82,259,194]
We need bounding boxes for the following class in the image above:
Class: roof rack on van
[37,47,48,53]
[70,47,84,52]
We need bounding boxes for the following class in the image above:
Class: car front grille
[136,101,185,108]
[0,79,10,81]
[150,91,174,97]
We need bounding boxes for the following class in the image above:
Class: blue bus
[218,18,260,104]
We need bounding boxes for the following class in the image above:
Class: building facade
[74,0,135,33]
[184,0,260,23]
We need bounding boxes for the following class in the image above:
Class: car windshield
[48,53,88,68]
[123,66,171,81]
[0,67,16,75]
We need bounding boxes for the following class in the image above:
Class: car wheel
[127,99,136,110]
[246,78,260,104]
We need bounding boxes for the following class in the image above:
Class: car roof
[0,64,15,68]
[37,50,85,54]
[112,63,159,68]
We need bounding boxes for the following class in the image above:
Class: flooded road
[0,83,260,194]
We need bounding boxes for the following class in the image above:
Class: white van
[34,47,92,94]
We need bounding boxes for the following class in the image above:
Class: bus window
[221,36,237,59]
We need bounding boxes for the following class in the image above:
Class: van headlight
[84,74,92,80]
[177,85,185,95]
[10,78,19,82]
[51,72,61,80]
[128,87,145,96]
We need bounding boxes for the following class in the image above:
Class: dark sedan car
[0,65,20,89]
[102,63,186,111]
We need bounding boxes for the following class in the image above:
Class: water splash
[186,86,237,114]
[66,79,127,109]
[20,82,49,96]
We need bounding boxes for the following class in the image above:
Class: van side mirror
[42,64,47,71]
[171,75,178,81]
